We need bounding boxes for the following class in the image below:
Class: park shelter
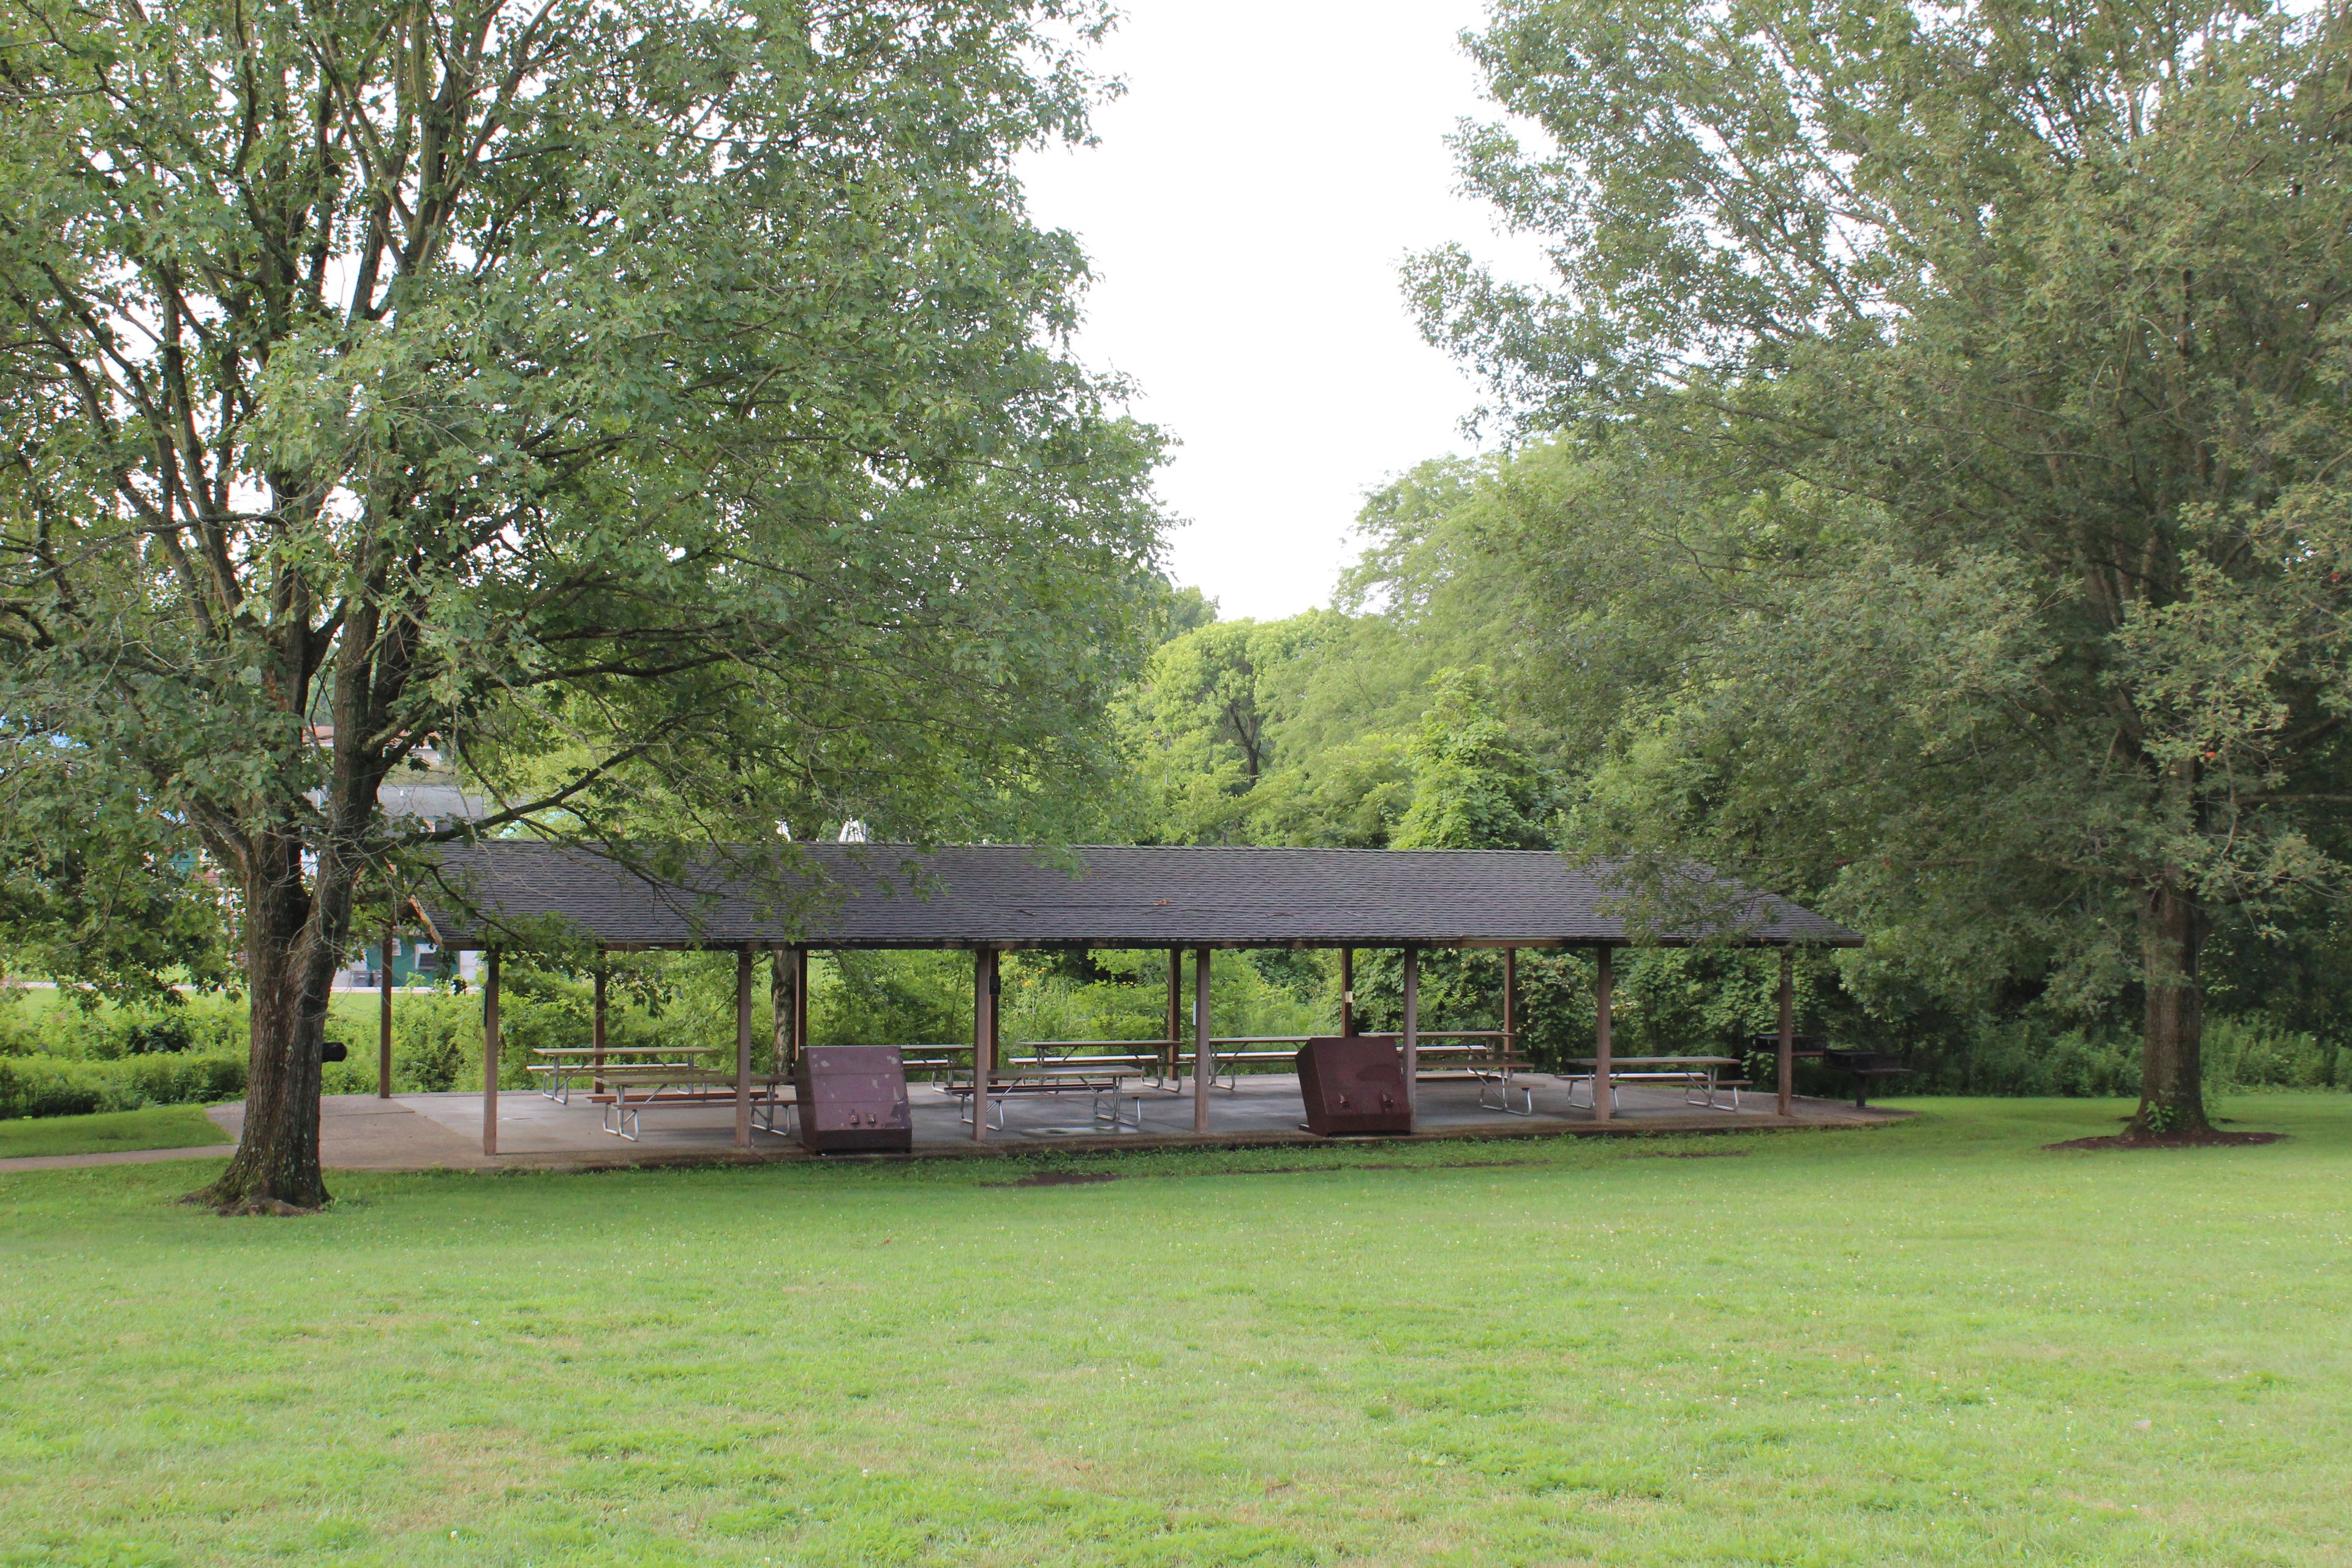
[405,842,1861,1155]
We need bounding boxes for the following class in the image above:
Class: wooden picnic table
[583,1063,795,1141]
[528,1044,719,1103]
[531,1044,720,1057]
[939,1045,1174,1133]
[1564,1055,1744,1110]
[1182,1034,1535,1112]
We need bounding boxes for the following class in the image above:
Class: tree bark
[2132,878,2211,1137]
[189,840,337,1212]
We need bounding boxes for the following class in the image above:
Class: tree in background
[1351,665,1568,1042]
[1117,612,1417,844]
[1391,666,1553,852]
[1412,0,2352,1139]
[0,742,230,1000]
[0,0,1163,1208]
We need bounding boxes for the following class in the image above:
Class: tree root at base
[178,1183,326,1216]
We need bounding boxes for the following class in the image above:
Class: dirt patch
[1009,1156,1550,1186]
[2045,1129,2282,1152]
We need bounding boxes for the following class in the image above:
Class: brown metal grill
[1295,1035,1411,1136]
[794,1046,913,1153]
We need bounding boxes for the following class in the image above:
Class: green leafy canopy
[1411,0,2352,1129]
[0,0,1167,1204]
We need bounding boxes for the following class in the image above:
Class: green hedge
[0,1050,248,1120]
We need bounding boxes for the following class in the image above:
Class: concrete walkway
[0,1098,489,1175]
[208,1096,502,1171]
[0,1144,233,1172]
[1,1081,1909,1176]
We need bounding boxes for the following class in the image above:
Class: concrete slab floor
[184,1077,1907,1174]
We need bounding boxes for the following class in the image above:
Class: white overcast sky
[1015,0,1549,622]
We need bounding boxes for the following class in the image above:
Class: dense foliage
[1398,0,2352,1135]
[0,0,1166,1204]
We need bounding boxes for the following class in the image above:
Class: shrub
[123,1016,195,1055]
[0,1050,246,1119]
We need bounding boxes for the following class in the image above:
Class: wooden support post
[1339,947,1355,1037]
[791,947,810,1072]
[1777,947,1795,1118]
[972,948,997,1143]
[1192,946,1213,1133]
[780,944,799,1081]
[481,948,502,1156]
[1502,947,1517,1060]
[1164,947,1183,1084]
[1594,946,1615,1124]
[377,900,395,1099]
[591,960,608,1094]
[1400,945,1419,1129]
[734,946,755,1150]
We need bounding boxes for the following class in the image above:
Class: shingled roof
[421,842,1860,951]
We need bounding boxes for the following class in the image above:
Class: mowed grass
[1,1099,2348,1567]
[0,1104,230,1161]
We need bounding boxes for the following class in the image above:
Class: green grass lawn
[1,1097,2346,1567]
[0,1103,231,1161]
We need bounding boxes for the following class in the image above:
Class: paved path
[0,1097,489,1175]
[0,1144,232,1172]
[209,1096,499,1172]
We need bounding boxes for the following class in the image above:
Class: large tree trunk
[2130,878,2211,1139]
[188,839,339,1212]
